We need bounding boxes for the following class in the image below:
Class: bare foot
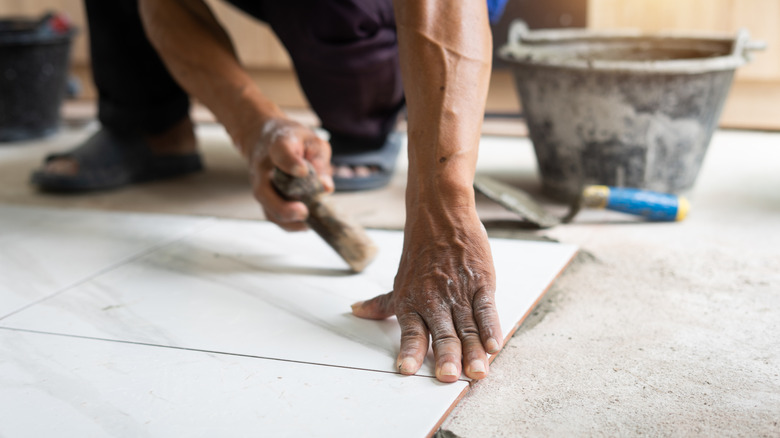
[42,117,197,177]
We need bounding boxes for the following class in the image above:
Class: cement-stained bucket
[499,21,765,201]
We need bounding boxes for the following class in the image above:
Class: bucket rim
[499,22,765,74]
[0,17,77,46]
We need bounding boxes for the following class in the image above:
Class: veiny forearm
[348,1,500,383]
[138,0,284,156]
[394,0,492,212]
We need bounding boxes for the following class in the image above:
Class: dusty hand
[351,208,502,382]
[248,118,334,231]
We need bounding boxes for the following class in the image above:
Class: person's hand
[248,118,334,231]
[351,207,502,382]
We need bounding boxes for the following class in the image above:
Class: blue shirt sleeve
[486,0,510,23]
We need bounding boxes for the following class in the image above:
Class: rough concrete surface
[441,130,780,437]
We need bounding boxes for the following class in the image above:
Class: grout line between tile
[0,218,217,323]
[427,383,472,438]
[0,326,452,381]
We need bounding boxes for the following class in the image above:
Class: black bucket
[0,13,76,142]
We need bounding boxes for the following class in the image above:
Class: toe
[43,158,79,176]
[353,166,372,178]
[333,165,355,179]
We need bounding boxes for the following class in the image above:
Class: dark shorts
[85,0,404,141]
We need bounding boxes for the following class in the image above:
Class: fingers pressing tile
[485,337,501,354]
[466,359,487,379]
[437,362,460,382]
[397,357,419,375]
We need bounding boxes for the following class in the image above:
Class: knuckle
[473,292,497,318]
[418,299,451,321]
[396,296,427,318]
[400,327,427,342]
[456,323,480,341]
[431,333,459,350]
[434,351,460,364]
[398,314,425,335]
[378,291,395,306]
[428,318,455,337]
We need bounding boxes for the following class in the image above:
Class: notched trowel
[474,175,689,229]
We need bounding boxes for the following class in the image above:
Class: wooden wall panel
[588,0,780,129]
[203,0,292,70]
[588,0,780,81]
[3,0,777,128]
[0,0,291,70]
[0,0,300,104]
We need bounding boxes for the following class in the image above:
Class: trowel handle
[271,165,378,272]
[581,186,689,222]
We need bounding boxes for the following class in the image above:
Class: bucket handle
[732,28,766,62]
[508,20,530,45]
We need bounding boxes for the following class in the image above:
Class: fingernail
[468,360,486,376]
[291,163,309,177]
[321,175,334,192]
[440,362,459,378]
[350,301,364,313]
[398,357,417,374]
[486,337,501,354]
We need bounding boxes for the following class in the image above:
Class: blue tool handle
[582,186,689,221]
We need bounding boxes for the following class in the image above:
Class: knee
[307,3,385,44]
[268,0,395,52]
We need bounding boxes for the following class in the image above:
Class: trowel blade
[474,176,561,229]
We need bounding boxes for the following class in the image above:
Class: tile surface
[0,329,467,438]
[1,209,577,378]
[0,205,212,318]
[0,205,575,437]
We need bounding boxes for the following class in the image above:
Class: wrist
[405,131,480,214]
[224,86,285,158]
[406,163,476,212]
[405,183,478,233]
[407,181,474,210]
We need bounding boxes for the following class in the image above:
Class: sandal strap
[43,129,151,170]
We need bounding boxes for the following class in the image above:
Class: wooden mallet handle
[271,165,378,272]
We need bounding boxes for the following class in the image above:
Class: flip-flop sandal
[330,131,403,192]
[30,128,204,193]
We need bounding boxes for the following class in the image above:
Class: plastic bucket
[499,22,765,201]
[0,14,75,142]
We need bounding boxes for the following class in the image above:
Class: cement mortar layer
[440,130,780,437]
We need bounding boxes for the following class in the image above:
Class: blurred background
[0,0,778,131]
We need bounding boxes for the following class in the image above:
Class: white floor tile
[0,328,466,438]
[0,205,212,318]
[0,208,576,378]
